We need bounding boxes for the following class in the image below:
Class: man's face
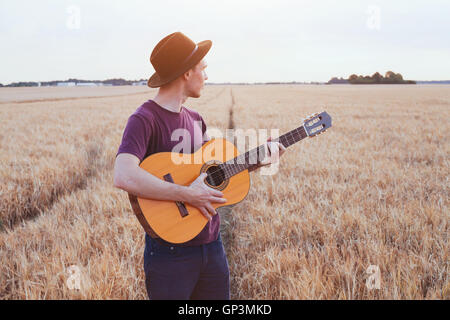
[184,59,208,98]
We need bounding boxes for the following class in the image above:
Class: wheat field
[0,84,448,299]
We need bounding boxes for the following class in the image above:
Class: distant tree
[6,81,38,87]
[385,71,396,79]
[103,78,133,86]
[346,70,414,85]
[327,77,349,84]
[394,73,404,82]
[371,72,382,83]
[0,83,3,87]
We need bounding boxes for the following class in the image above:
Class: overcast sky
[1,0,449,84]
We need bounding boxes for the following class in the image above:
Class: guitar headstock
[302,111,332,137]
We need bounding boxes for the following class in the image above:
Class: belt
[152,236,193,248]
[149,233,220,248]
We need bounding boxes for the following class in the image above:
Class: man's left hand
[258,136,286,167]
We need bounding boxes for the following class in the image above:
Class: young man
[113,32,285,300]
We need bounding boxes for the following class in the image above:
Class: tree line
[328,71,416,84]
[0,78,148,87]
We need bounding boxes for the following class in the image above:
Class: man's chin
[190,91,201,98]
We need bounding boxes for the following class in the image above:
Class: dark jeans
[143,233,230,300]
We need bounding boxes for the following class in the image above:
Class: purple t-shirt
[116,99,219,246]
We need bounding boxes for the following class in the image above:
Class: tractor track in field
[228,88,236,130]
[219,88,238,247]
[0,140,105,232]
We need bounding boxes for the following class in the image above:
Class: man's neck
[153,87,188,113]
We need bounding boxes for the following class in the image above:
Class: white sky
[0,0,449,84]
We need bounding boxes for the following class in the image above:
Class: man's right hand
[183,172,227,221]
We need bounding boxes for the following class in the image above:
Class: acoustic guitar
[129,111,332,243]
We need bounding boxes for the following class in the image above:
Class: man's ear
[183,68,193,81]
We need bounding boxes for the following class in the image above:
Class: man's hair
[160,63,199,89]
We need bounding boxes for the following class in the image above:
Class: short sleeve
[116,114,152,162]
[199,115,210,143]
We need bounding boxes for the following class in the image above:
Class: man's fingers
[259,142,283,166]
[210,196,227,203]
[199,207,212,221]
[259,160,271,166]
[205,203,217,216]
[274,142,285,157]
[209,188,224,197]
[266,142,271,156]
[198,174,224,198]
[191,172,208,187]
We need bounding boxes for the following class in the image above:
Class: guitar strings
[205,145,264,182]
[203,133,292,183]
[197,126,307,184]
[204,140,274,183]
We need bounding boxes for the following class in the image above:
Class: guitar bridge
[163,173,189,217]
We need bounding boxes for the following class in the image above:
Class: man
[113,32,285,300]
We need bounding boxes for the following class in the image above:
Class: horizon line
[2,78,450,87]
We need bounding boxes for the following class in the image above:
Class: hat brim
[147,40,212,88]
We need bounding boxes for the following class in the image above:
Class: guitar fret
[288,131,295,144]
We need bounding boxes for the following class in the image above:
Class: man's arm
[114,153,188,201]
[113,153,226,221]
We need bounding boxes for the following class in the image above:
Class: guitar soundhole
[205,165,225,187]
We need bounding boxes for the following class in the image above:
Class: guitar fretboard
[219,125,308,179]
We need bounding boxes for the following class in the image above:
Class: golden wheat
[0,84,448,299]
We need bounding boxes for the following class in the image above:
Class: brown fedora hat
[147,32,212,88]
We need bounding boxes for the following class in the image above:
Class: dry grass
[0,85,448,299]
[0,86,149,103]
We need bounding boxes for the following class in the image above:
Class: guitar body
[135,138,250,243]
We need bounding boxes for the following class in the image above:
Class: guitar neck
[220,125,308,179]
